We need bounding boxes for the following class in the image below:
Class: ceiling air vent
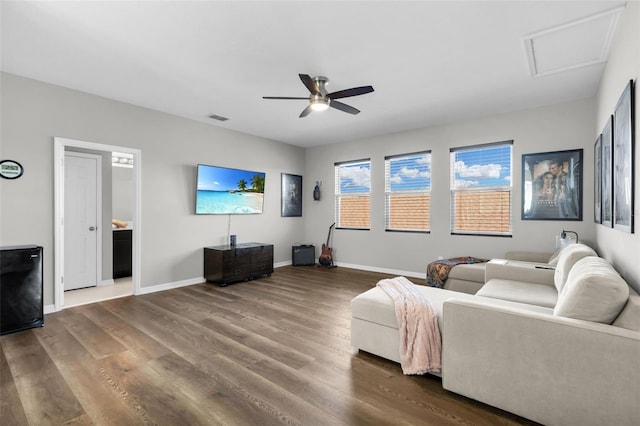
[208,114,229,122]
[523,6,624,78]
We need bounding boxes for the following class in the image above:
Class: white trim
[44,304,56,315]
[54,141,64,312]
[275,261,423,277]
[274,260,291,268]
[132,149,142,296]
[334,261,425,280]
[275,259,425,278]
[99,279,115,287]
[54,137,142,311]
[138,277,203,295]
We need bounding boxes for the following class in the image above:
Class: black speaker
[292,245,315,266]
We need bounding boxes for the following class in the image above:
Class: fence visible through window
[450,142,512,236]
[385,151,431,232]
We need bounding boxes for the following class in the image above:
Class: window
[450,141,512,236]
[385,151,431,232]
[335,159,371,229]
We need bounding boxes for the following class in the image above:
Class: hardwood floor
[1,266,539,425]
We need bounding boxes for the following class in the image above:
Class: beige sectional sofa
[442,250,556,294]
[350,243,640,426]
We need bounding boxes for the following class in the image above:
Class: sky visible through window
[338,162,371,193]
[452,145,512,189]
[388,153,431,192]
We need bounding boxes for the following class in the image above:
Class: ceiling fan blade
[263,96,308,100]
[299,105,313,118]
[299,74,320,95]
[327,86,374,100]
[330,100,360,115]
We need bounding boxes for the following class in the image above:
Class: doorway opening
[54,137,141,311]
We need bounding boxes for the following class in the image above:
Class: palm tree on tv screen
[251,174,265,193]
[237,179,247,191]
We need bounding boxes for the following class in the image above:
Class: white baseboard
[274,260,291,268]
[334,262,426,280]
[99,279,115,287]
[138,277,204,295]
[44,304,56,315]
[140,265,294,294]
[277,259,424,279]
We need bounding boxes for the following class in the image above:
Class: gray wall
[0,72,305,305]
[595,0,640,291]
[303,98,597,275]
[112,166,133,221]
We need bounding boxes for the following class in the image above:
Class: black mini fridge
[0,245,44,335]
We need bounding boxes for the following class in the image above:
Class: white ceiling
[0,1,627,148]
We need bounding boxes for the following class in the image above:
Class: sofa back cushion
[554,256,629,324]
[612,287,640,331]
[553,243,597,292]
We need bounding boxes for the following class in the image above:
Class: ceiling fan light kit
[263,73,374,118]
[310,96,330,111]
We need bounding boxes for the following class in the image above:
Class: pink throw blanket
[377,276,441,375]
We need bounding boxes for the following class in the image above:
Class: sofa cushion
[351,283,553,330]
[352,286,402,328]
[351,285,477,329]
[447,262,486,282]
[476,279,558,308]
[554,257,629,324]
[553,243,597,292]
[612,287,640,332]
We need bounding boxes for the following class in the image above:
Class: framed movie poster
[601,115,614,228]
[613,80,634,233]
[522,149,583,221]
[594,134,602,224]
[281,173,302,217]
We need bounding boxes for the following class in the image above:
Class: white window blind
[335,159,371,229]
[450,141,513,236]
[385,151,431,232]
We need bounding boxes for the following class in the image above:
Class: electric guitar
[319,223,336,267]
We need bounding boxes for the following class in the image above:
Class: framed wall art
[613,80,635,233]
[281,173,302,217]
[594,134,602,224]
[522,149,583,221]
[601,115,614,228]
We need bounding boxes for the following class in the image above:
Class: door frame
[64,151,102,291]
[54,137,142,311]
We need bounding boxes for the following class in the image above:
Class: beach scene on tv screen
[196,165,265,214]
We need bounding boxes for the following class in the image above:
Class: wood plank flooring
[1,266,540,425]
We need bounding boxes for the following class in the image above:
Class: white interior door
[64,152,101,291]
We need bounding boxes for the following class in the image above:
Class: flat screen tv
[196,164,265,214]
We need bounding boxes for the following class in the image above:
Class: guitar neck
[325,223,335,246]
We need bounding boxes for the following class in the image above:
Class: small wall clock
[0,160,24,179]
